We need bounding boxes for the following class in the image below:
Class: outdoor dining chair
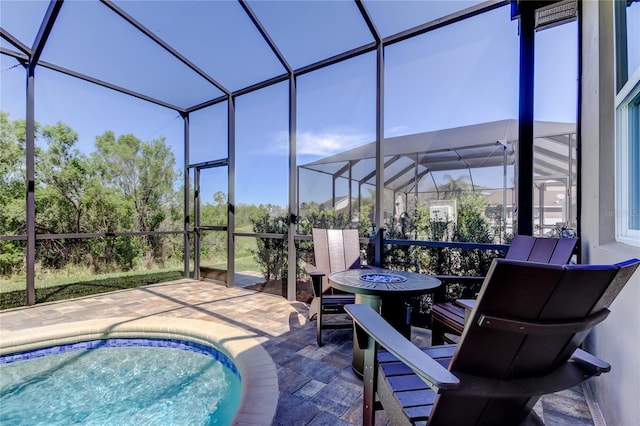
[305,228,379,346]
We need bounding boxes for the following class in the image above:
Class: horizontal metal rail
[0,230,188,241]
[197,226,227,232]
[385,239,509,251]
[2,231,510,252]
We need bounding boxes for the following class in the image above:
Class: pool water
[0,339,242,425]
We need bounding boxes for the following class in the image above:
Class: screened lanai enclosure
[299,119,577,237]
[1,0,580,305]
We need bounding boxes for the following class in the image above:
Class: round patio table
[329,269,441,377]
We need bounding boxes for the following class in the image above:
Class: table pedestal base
[351,294,412,378]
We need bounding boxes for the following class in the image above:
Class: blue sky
[1,1,578,208]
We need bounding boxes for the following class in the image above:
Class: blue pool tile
[0,338,241,380]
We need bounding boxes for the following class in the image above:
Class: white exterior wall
[580,2,640,425]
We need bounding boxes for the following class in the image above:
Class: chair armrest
[305,264,325,297]
[345,303,460,391]
[452,359,603,397]
[449,349,608,398]
[571,348,611,374]
[304,263,324,276]
[455,299,475,312]
[433,275,485,285]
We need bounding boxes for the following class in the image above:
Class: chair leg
[431,316,445,346]
[316,308,323,346]
[308,297,320,321]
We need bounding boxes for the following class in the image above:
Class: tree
[0,112,26,198]
[440,174,471,199]
[455,193,492,243]
[36,122,89,234]
[198,191,228,262]
[0,112,27,275]
[94,131,178,260]
[299,203,350,234]
[0,112,184,276]
[454,192,495,279]
[0,112,27,231]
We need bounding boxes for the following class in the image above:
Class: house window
[615,1,640,246]
[616,89,640,245]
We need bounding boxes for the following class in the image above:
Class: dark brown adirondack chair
[306,228,377,346]
[346,258,639,426]
[431,235,577,345]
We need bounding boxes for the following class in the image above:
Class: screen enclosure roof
[299,119,576,194]
[1,0,504,112]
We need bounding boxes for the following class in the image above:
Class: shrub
[251,213,289,281]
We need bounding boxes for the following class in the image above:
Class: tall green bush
[385,193,505,302]
[250,212,289,281]
[0,241,23,276]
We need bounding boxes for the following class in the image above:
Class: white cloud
[269,129,373,157]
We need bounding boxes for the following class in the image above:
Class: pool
[0,317,278,425]
[1,338,242,425]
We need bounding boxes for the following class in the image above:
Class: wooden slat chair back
[431,235,578,345]
[306,228,363,346]
[505,234,577,264]
[346,258,640,426]
[312,228,362,294]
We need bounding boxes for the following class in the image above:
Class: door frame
[190,158,230,281]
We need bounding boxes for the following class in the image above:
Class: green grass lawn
[0,263,186,293]
[0,269,184,310]
[209,229,262,273]
[0,229,281,310]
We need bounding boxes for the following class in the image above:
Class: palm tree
[440,174,471,199]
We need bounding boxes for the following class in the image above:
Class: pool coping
[0,316,278,425]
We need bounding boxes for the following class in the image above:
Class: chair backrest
[428,257,640,425]
[505,234,577,264]
[312,228,361,293]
